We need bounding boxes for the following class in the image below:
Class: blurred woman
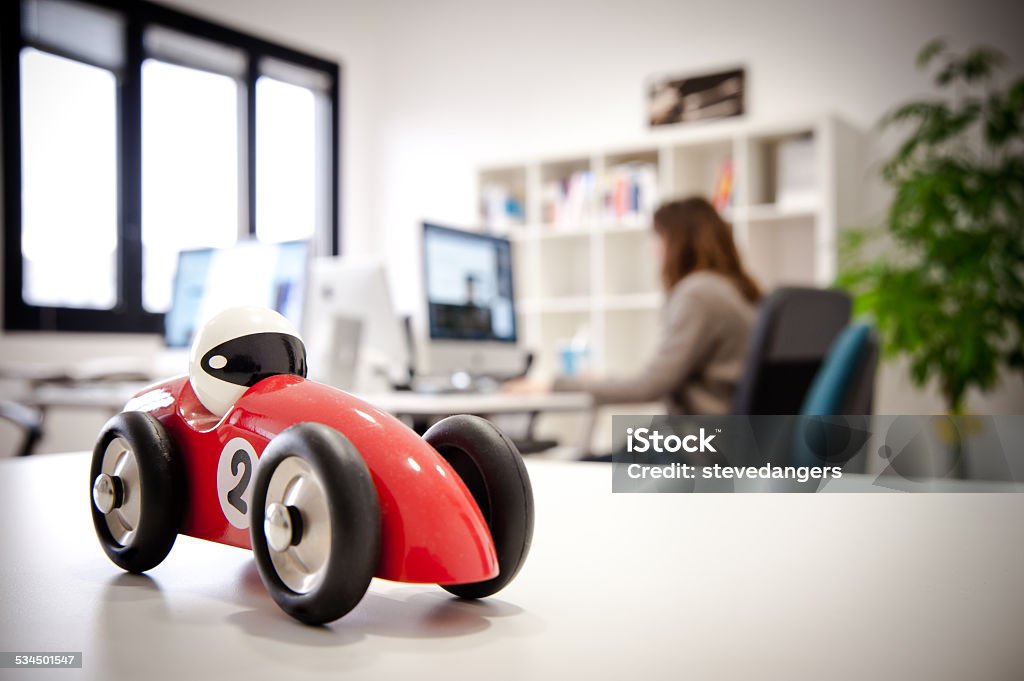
[509,196,761,415]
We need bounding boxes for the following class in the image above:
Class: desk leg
[575,407,597,459]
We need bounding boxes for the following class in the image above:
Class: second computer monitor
[423,222,516,344]
[164,240,309,349]
[422,222,525,378]
[305,257,411,391]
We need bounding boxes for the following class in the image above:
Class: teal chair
[801,324,877,416]
[793,324,878,471]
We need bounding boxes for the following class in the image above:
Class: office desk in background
[365,391,592,418]
[15,381,592,417]
[366,391,594,454]
[0,453,1021,681]
[9,380,594,455]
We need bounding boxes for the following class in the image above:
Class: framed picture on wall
[648,67,745,127]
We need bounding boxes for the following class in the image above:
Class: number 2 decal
[226,449,252,515]
[217,438,259,529]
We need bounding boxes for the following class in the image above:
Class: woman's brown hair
[652,197,761,303]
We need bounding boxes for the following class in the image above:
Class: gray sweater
[555,271,756,415]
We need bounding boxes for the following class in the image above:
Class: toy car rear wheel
[250,423,380,625]
[424,414,534,599]
[90,411,183,573]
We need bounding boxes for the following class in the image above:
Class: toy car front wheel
[90,411,183,573]
[250,423,380,625]
[424,414,534,599]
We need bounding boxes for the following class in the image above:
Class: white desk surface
[1,453,1022,681]
[362,390,592,416]
[19,382,592,417]
[19,382,144,412]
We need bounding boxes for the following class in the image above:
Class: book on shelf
[712,156,733,212]
[480,183,525,229]
[542,169,594,229]
[775,135,817,209]
[600,162,659,225]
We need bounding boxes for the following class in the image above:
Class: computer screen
[423,223,517,343]
[164,240,309,348]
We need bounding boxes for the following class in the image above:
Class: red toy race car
[90,307,533,624]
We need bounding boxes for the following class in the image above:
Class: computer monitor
[423,222,516,342]
[305,257,411,392]
[422,222,525,377]
[164,240,309,348]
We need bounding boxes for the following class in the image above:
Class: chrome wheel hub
[265,502,302,553]
[263,457,331,594]
[94,437,142,546]
[92,473,123,514]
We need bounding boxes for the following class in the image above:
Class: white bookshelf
[478,115,862,448]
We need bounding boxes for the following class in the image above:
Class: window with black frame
[1,0,340,333]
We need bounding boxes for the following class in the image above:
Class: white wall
[367,0,1023,305]
[365,0,1024,414]
[2,0,1022,453]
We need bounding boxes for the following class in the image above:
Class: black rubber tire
[424,414,534,599]
[249,423,381,625]
[90,411,183,574]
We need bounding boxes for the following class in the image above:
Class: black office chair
[731,287,852,415]
[0,400,44,458]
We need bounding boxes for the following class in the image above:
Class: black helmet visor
[200,332,307,388]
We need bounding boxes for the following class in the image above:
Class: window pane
[256,76,318,243]
[22,0,125,70]
[142,59,240,313]
[20,48,118,310]
[144,26,245,78]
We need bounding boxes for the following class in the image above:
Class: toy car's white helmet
[189,306,307,417]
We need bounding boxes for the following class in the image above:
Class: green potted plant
[838,39,1024,416]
